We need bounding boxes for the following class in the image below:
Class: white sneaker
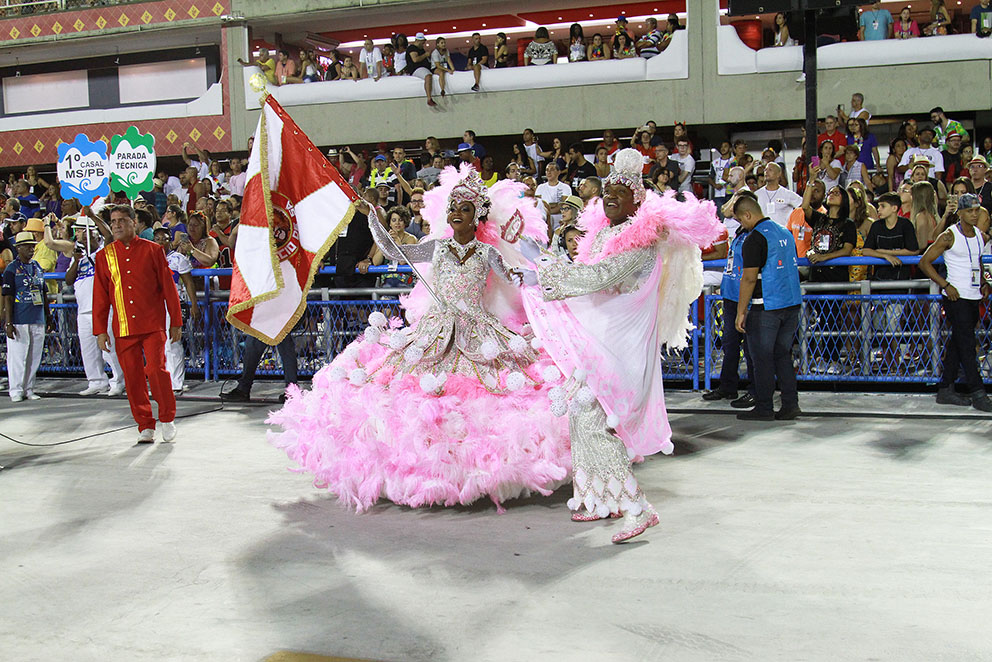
[10,393,24,403]
[137,428,155,443]
[25,392,41,401]
[106,385,125,397]
[160,421,177,442]
[79,385,108,396]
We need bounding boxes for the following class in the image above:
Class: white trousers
[77,312,124,389]
[7,323,45,398]
[164,307,185,390]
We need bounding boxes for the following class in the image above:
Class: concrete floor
[2,381,991,662]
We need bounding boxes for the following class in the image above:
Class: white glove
[520,268,539,286]
[518,236,543,264]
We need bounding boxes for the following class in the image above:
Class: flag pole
[368,205,442,306]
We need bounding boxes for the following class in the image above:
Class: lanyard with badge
[958,223,982,287]
[17,261,43,306]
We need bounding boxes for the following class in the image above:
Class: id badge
[872,20,879,30]
[972,268,982,287]
[30,286,43,306]
[723,256,734,276]
[816,235,831,252]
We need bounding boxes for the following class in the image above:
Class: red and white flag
[227,94,357,343]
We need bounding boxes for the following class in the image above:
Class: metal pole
[803,9,818,166]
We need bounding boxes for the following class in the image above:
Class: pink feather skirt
[267,336,572,512]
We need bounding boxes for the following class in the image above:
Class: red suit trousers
[115,330,176,431]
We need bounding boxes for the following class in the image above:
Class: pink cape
[523,189,723,457]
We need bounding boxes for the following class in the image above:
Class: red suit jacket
[93,237,182,338]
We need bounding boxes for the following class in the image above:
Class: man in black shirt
[967,155,992,216]
[647,144,680,184]
[467,32,489,92]
[405,33,436,107]
[861,192,919,370]
[566,143,598,188]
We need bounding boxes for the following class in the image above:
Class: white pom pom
[550,399,568,417]
[327,366,347,382]
[628,501,644,517]
[660,439,675,455]
[521,324,533,335]
[606,413,620,428]
[415,334,432,348]
[595,504,610,519]
[530,337,543,350]
[548,386,566,403]
[435,372,448,387]
[347,368,367,385]
[368,311,387,328]
[480,339,500,361]
[342,344,358,359]
[572,368,588,382]
[575,386,596,407]
[542,365,561,383]
[506,371,526,391]
[566,497,579,511]
[404,345,424,364]
[613,147,646,177]
[626,447,638,461]
[388,333,407,350]
[363,326,381,344]
[419,374,438,393]
[508,335,529,354]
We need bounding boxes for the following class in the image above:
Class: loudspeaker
[727,0,795,16]
[803,0,863,9]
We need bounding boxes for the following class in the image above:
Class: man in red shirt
[816,116,846,155]
[94,205,182,443]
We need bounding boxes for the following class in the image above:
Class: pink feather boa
[267,337,571,512]
[575,189,723,263]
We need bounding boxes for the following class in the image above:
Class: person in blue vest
[733,194,802,421]
[703,191,757,407]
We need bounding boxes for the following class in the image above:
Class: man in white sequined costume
[521,148,718,543]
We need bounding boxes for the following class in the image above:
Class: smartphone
[175,231,188,244]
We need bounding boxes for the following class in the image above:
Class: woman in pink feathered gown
[268,166,571,512]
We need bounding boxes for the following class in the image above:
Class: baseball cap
[958,193,980,210]
[457,142,473,152]
[415,32,426,41]
[969,155,989,168]
[442,149,457,158]
[152,177,164,188]
[373,154,387,162]
[562,195,583,211]
[616,16,628,22]
[945,130,963,139]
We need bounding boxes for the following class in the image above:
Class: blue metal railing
[7,256,992,389]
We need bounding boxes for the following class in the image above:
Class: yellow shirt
[259,58,277,84]
[33,241,59,293]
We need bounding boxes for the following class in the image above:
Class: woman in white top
[812,140,843,191]
[568,23,586,62]
[429,37,455,97]
[524,27,558,65]
[773,13,795,46]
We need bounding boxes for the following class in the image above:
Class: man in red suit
[93,205,182,443]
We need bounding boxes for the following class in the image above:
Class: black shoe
[471,84,480,92]
[775,406,802,420]
[736,408,774,421]
[971,391,992,412]
[278,393,287,404]
[936,387,970,407]
[220,387,250,402]
[730,393,755,409]
[702,389,736,402]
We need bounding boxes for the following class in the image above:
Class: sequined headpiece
[604,148,647,206]
[448,168,492,224]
